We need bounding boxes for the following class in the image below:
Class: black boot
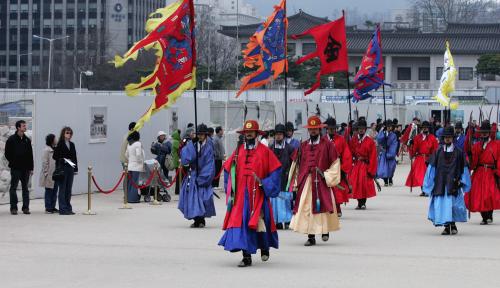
[451,223,458,235]
[487,211,493,224]
[260,250,270,262]
[480,212,489,225]
[441,224,451,235]
[238,252,252,267]
[304,235,316,246]
[321,233,329,242]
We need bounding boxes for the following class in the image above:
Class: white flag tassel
[435,41,458,110]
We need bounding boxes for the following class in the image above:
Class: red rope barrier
[127,170,156,190]
[156,169,178,189]
[92,173,125,194]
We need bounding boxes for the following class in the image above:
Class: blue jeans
[44,186,58,210]
[127,171,140,203]
[57,164,74,214]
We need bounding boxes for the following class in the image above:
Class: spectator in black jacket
[53,127,78,215]
[5,120,34,215]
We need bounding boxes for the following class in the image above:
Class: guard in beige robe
[289,116,341,246]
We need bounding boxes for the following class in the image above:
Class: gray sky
[246,0,410,19]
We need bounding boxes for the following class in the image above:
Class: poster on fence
[89,106,107,143]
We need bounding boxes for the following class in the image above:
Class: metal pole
[207,23,211,91]
[17,54,20,89]
[79,72,82,94]
[83,166,96,215]
[48,40,53,89]
[151,165,161,205]
[120,164,132,209]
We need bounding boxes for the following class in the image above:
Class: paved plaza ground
[1,163,499,288]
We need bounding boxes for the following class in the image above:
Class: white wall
[32,90,210,198]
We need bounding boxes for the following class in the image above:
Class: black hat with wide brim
[478,120,492,133]
[442,126,455,137]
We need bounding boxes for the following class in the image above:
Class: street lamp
[17,52,32,89]
[32,35,70,89]
[79,70,94,94]
[202,78,212,90]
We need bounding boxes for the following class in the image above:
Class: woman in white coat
[125,131,144,203]
[39,134,58,213]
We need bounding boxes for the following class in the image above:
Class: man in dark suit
[5,120,34,215]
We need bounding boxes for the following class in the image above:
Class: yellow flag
[434,41,458,110]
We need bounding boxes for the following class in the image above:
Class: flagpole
[346,71,352,123]
[284,0,288,124]
[236,0,240,87]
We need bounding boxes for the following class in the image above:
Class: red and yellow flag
[113,0,196,131]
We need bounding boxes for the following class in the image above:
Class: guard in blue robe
[269,124,295,228]
[376,120,398,186]
[422,126,471,235]
[178,124,216,228]
[285,121,300,150]
[454,122,465,151]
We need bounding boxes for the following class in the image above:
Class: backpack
[164,154,175,171]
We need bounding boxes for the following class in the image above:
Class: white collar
[482,139,490,149]
[358,133,367,142]
[274,141,285,149]
[443,143,454,152]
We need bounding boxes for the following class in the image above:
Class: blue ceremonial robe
[423,161,471,227]
[376,130,398,179]
[286,137,300,150]
[178,138,216,220]
[454,134,465,151]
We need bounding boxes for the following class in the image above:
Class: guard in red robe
[289,116,341,246]
[349,119,378,209]
[324,117,352,217]
[465,120,500,225]
[405,121,439,196]
[218,120,282,267]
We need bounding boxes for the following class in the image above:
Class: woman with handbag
[53,127,78,215]
[125,131,144,203]
[39,134,58,214]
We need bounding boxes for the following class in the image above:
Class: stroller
[138,159,172,203]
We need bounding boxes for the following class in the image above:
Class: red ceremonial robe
[405,133,438,187]
[222,144,282,231]
[349,134,377,199]
[292,137,339,214]
[466,140,500,212]
[325,134,352,204]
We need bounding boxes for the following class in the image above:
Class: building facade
[219,11,500,91]
[0,0,163,89]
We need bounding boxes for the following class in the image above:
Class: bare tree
[195,5,237,79]
[410,0,496,31]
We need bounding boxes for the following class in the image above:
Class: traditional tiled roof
[218,10,500,55]
[348,32,500,55]
[446,23,500,34]
[219,9,329,37]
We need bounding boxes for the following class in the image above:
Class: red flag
[292,14,349,95]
